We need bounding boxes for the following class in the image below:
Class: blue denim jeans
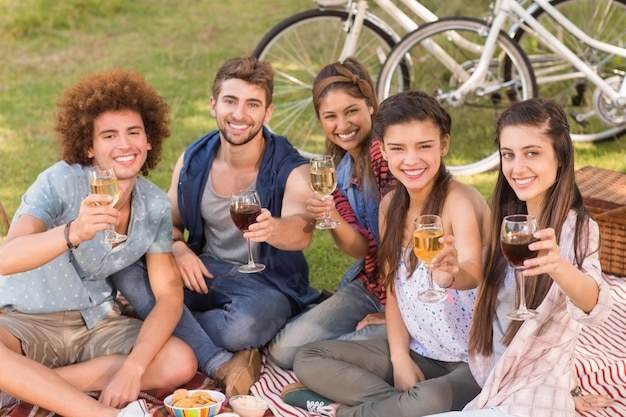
[267,277,386,370]
[110,255,293,377]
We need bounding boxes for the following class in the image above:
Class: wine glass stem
[108,224,116,237]
[246,237,256,267]
[516,269,529,312]
[426,264,435,291]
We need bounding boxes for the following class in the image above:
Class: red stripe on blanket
[574,274,626,417]
[252,274,626,417]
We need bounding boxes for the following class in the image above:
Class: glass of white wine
[88,165,127,244]
[309,155,339,230]
[414,214,447,303]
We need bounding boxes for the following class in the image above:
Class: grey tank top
[200,172,259,264]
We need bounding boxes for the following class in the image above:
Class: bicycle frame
[336,0,436,62]
[452,0,626,106]
[336,0,518,72]
[513,0,626,101]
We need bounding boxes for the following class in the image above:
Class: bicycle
[252,0,488,153]
[253,0,431,156]
[377,0,626,174]
[252,0,626,175]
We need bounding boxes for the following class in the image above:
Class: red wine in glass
[230,190,266,273]
[230,204,262,232]
[501,214,539,320]
[501,233,538,267]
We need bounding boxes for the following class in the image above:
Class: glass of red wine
[230,190,266,273]
[501,214,539,320]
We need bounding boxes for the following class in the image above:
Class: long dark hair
[470,98,593,355]
[312,57,378,193]
[374,91,453,288]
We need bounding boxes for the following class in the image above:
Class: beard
[218,122,264,147]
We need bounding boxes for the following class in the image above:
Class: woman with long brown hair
[269,57,395,373]
[426,99,613,417]
[285,90,489,417]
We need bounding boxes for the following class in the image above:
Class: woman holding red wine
[425,98,613,417]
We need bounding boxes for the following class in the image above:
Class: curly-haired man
[0,68,196,417]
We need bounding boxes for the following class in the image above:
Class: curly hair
[53,68,170,176]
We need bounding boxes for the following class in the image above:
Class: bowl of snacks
[164,389,225,417]
[228,395,269,417]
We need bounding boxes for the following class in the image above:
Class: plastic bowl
[228,395,269,417]
[164,389,226,417]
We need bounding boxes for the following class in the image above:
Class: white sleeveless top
[394,248,476,362]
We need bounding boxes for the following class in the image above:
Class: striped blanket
[252,273,626,417]
[1,273,624,417]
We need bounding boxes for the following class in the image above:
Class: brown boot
[215,348,262,397]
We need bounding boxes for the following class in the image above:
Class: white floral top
[395,248,476,362]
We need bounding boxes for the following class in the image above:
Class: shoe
[0,390,18,409]
[117,399,150,417]
[281,382,334,416]
[215,348,261,397]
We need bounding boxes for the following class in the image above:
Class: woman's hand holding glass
[414,214,448,303]
[306,191,338,226]
[501,215,539,320]
[430,235,458,288]
[520,226,560,277]
[309,155,340,230]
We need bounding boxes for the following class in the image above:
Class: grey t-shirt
[200,171,258,264]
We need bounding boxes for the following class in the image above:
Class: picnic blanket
[2,273,625,417]
[0,370,272,417]
[253,273,626,417]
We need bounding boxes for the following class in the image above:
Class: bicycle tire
[377,17,537,176]
[511,0,626,142]
[252,8,410,155]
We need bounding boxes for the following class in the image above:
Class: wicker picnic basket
[575,166,626,277]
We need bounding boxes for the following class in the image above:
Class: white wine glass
[414,214,447,303]
[230,190,266,274]
[310,155,339,230]
[88,165,127,244]
[501,214,539,321]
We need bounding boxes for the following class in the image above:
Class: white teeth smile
[115,155,134,162]
[230,122,248,129]
[405,168,426,176]
[515,177,534,185]
[337,131,356,140]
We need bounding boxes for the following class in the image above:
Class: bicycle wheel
[512,0,626,142]
[377,17,537,176]
[253,8,409,155]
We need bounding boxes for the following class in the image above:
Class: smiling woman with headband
[268,58,395,397]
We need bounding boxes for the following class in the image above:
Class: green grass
[0,0,624,290]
